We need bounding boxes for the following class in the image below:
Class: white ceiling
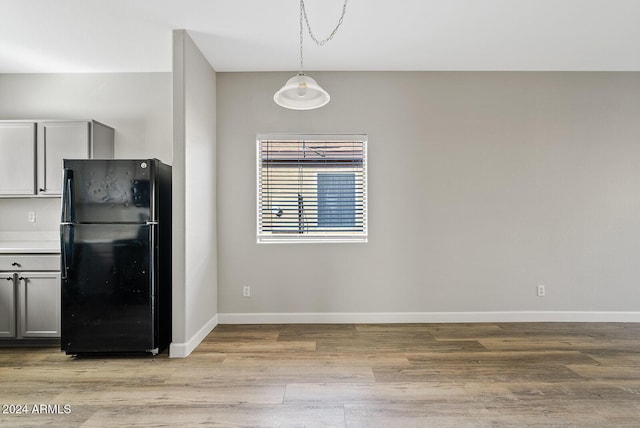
[1,0,639,73]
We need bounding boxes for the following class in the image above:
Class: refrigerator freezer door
[61,223,157,354]
[62,159,156,224]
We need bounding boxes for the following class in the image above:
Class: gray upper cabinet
[36,121,114,195]
[0,122,36,195]
[0,120,114,197]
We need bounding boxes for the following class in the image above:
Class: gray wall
[171,30,218,357]
[0,72,172,235]
[217,71,640,318]
[0,73,172,163]
[0,198,60,234]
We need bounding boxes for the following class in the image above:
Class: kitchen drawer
[0,255,60,272]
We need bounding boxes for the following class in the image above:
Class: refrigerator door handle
[60,225,72,280]
[61,227,67,280]
[61,168,74,223]
[148,223,157,347]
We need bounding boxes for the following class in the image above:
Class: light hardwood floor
[1,323,639,427]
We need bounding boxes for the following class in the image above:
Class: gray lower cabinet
[0,273,16,337]
[0,255,61,339]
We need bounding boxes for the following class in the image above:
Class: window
[317,173,356,228]
[257,134,367,243]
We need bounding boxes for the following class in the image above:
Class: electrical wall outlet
[537,284,546,297]
[243,285,251,297]
[27,211,36,223]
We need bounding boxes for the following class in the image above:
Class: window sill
[257,235,368,244]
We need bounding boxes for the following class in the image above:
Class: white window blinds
[257,134,368,243]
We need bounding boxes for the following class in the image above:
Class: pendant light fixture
[274,0,349,110]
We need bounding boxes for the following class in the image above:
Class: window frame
[256,133,368,244]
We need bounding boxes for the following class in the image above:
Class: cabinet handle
[4,277,11,281]
[11,262,21,267]
[18,277,25,281]
[39,188,45,192]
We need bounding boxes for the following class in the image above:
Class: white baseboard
[169,313,218,358]
[218,311,640,324]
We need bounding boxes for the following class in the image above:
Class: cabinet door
[18,272,61,338]
[0,122,36,195]
[37,121,90,195]
[0,274,16,338]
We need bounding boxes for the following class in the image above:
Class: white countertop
[0,240,60,254]
[0,232,60,254]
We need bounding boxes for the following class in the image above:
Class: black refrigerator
[60,159,171,355]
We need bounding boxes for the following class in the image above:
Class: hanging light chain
[302,0,348,46]
[299,0,304,71]
[299,0,349,72]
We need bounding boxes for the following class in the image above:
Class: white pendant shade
[273,73,330,110]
